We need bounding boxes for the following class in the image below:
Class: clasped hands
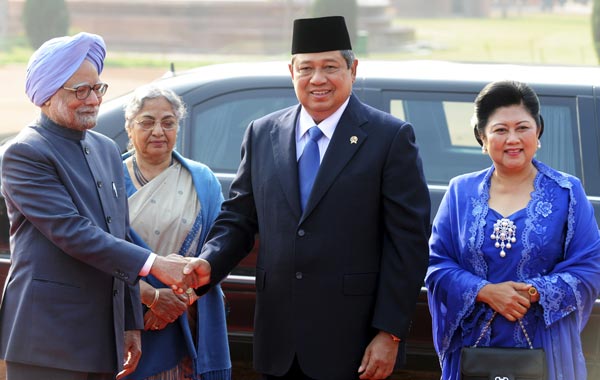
[149,254,212,294]
[477,281,540,322]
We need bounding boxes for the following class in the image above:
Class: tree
[594,0,600,62]
[22,0,69,49]
[311,0,358,48]
[0,0,8,50]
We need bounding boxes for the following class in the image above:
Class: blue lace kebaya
[426,160,600,380]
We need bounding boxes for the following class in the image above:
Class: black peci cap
[291,16,352,54]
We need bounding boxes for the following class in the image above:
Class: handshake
[149,254,212,294]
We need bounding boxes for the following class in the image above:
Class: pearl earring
[537,140,541,149]
[482,145,487,154]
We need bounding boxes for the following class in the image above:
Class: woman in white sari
[121,85,231,380]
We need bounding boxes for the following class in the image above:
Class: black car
[2,60,600,376]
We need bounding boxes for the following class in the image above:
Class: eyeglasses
[134,118,178,131]
[62,82,108,100]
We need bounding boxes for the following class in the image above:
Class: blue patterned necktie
[298,126,324,211]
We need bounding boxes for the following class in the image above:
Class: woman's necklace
[132,155,149,186]
[132,155,175,187]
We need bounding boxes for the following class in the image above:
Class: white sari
[128,162,202,258]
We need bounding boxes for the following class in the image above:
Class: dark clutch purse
[460,312,548,380]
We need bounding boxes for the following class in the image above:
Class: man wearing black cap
[186,16,430,379]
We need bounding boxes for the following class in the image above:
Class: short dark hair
[472,80,544,146]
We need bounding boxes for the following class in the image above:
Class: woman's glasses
[134,118,178,131]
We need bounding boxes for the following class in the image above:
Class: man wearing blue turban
[25,32,107,107]
[0,32,202,380]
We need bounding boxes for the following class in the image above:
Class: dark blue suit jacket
[0,116,150,373]
[202,94,431,379]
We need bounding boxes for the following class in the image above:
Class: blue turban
[25,32,106,106]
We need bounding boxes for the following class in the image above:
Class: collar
[297,96,351,141]
[39,113,87,141]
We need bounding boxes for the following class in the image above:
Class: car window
[387,92,580,185]
[536,97,578,176]
[188,89,297,173]
[392,99,477,147]
[388,92,489,184]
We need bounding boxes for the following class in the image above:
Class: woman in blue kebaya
[426,80,600,380]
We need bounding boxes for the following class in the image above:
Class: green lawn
[1,13,598,67]
[377,13,597,65]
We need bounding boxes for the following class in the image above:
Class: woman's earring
[481,145,487,154]
[537,140,541,149]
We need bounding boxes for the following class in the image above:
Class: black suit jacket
[202,95,430,379]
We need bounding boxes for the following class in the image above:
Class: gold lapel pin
[350,136,358,144]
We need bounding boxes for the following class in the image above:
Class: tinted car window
[189,89,297,173]
[536,97,578,176]
[386,91,580,185]
[386,91,489,184]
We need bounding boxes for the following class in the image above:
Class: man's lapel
[301,96,368,221]
[270,105,303,219]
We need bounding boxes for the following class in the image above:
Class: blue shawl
[122,150,231,380]
[426,160,600,380]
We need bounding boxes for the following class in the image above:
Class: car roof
[98,59,599,135]
[152,60,600,91]
[358,60,600,86]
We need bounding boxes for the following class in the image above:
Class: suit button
[97,181,103,188]
[113,289,119,296]
[297,229,305,237]
[295,272,303,280]
[106,216,112,223]
[84,147,90,154]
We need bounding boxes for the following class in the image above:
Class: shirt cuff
[139,252,157,277]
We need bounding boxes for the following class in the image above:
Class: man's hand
[183,257,211,286]
[358,331,399,380]
[149,254,199,294]
[116,330,141,379]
